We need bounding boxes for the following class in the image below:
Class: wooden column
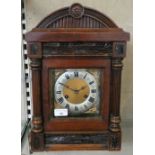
[109,58,123,132]
[30,58,43,133]
[109,42,126,132]
[109,42,126,150]
[27,42,44,151]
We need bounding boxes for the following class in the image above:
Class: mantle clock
[25,3,129,152]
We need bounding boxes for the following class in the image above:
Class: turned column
[27,42,44,151]
[30,58,43,133]
[109,42,126,132]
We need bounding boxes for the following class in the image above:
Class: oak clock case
[26,3,129,152]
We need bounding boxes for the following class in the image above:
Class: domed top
[36,3,118,28]
[26,3,130,42]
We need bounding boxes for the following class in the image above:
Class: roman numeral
[84,105,88,109]
[57,97,64,104]
[89,81,94,85]
[83,73,87,79]
[65,74,70,79]
[65,104,70,109]
[91,89,96,93]
[56,91,61,94]
[75,106,79,111]
[74,72,78,77]
[88,97,95,103]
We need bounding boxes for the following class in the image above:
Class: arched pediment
[36,3,118,28]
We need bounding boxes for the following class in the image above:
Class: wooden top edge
[31,28,123,32]
[25,28,130,42]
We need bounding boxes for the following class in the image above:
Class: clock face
[49,68,101,117]
[54,70,98,114]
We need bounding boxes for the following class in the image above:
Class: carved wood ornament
[26,3,129,152]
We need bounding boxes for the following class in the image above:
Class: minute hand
[78,85,88,91]
[59,83,75,91]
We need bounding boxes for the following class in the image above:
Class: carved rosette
[28,42,42,58]
[113,42,126,58]
[30,43,38,54]
[69,3,84,18]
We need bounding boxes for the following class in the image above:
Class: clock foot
[109,132,121,151]
[29,131,44,152]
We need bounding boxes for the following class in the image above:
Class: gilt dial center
[63,78,90,104]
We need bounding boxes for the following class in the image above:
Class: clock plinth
[26,3,129,152]
[29,131,121,151]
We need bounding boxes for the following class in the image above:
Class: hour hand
[59,82,69,88]
[59,82,69,89]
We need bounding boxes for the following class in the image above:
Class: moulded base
[29,130,121,152]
